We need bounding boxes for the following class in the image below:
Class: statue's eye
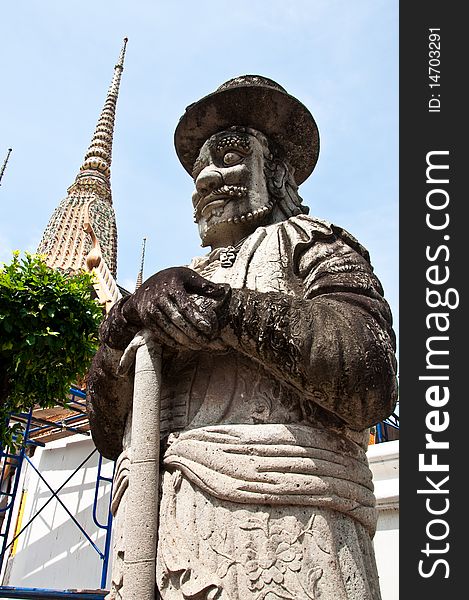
[223,151,243,166]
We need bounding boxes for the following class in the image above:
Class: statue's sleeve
[221,226,398,430]
[86,298,136,460]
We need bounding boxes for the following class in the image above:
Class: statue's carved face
[192,130,272,248]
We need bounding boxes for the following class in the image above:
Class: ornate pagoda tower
[37,38,128,309]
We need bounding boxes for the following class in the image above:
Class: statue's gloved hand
[108,266,231,351]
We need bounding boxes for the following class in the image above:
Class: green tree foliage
[0,252,103,449]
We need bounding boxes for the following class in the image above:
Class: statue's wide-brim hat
[174,75,320,185]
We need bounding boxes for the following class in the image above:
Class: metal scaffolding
[376,412,400,443]
[0,388,113,599]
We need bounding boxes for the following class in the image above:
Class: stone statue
[87,75,398,600]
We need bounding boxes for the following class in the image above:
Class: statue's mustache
[194,185,248,219]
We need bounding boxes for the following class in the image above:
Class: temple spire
[37,38,127,280]
[135,237,147,290]
[78,37,128,183]
[0,148,12,187]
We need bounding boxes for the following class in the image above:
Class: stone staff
[118,331,162,599]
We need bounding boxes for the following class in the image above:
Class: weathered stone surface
[87,75,397,599]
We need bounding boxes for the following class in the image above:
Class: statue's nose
[195,167,223,196]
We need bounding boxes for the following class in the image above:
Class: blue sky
[0,0,398,337]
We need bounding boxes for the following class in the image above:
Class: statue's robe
[88,215,397,600]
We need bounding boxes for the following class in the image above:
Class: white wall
[368,440,399,600]
[2,436,113,590]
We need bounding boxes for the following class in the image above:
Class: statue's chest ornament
[219,236,248,268]
[220,246,238,268]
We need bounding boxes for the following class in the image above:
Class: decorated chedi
[37,38,128,311]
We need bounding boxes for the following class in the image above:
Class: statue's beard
[198,195,275,247]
